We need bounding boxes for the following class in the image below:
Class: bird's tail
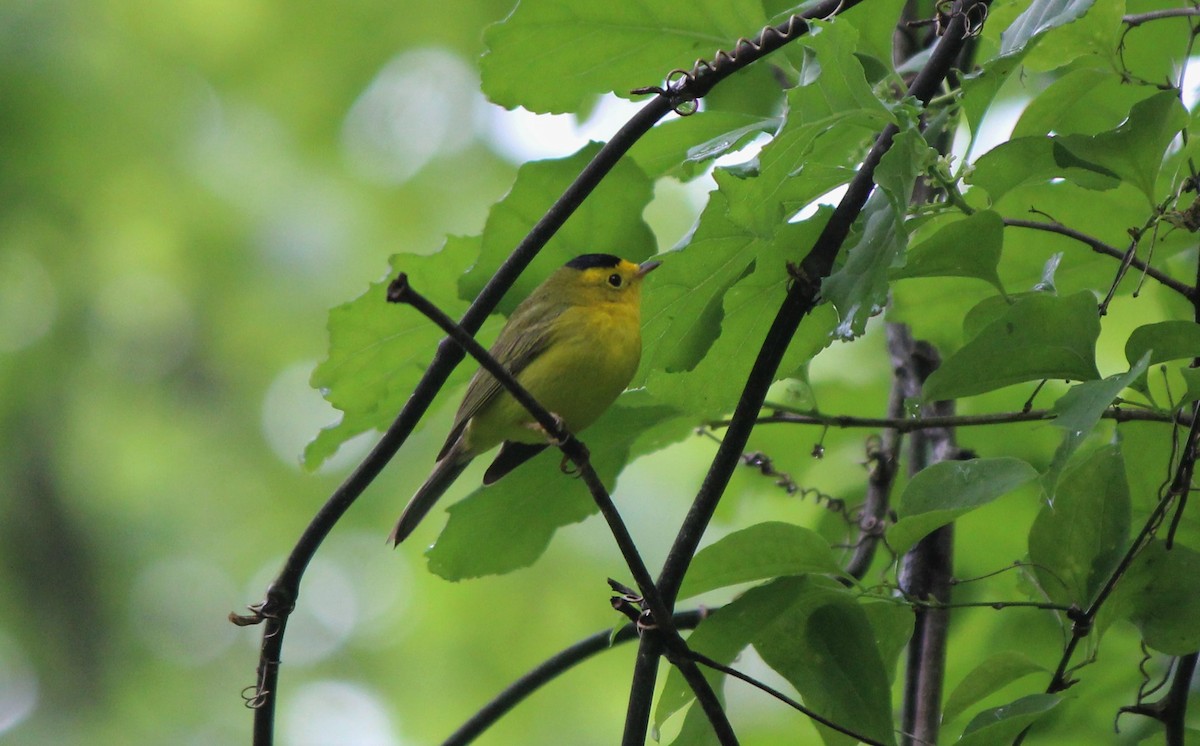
[389,451,471,546]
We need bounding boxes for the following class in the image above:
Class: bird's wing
[436,298,564,460]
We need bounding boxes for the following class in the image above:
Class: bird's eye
[607,273,623,287]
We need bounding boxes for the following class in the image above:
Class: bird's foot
[525,412,569,446]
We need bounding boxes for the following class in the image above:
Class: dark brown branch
[445,610,706,746]
[897,342,957,746]
[387,277,737,746]
[1123,7,1200,27]
[726,406,1192,431]
[1003,218,1196,300]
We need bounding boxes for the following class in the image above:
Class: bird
[389,253,661,545]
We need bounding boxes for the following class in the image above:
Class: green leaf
[480,0,767,113]
[998,0,1097,58]
[657,577,896,746]
[923,291,1101,400]
[969,137,1120,203]
[1054,92,1189,204]
[1013,68,1156,139]
[1021,0,1124,71]
[1125,320,1200,368]
[859,600,916,683]
[305,236,485,467]
[891,210,1006,293]
[458,144,657,312]
[1029,445,1131,608]
[1042,354,1149,490]
[943,652,1047,724]
[888,458,1039,554]
[641,202,837,417]
[629,112,780,181]
[1128,541,1200,654]
[678,521,844,599]
[957,694,1062,746]
[823,129,930,339]
[426,397,683,579]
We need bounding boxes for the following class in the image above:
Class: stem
[445,610,705,746]
[1003,218,1196,301]
[732,406,1189,431]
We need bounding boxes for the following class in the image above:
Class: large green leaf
[1028,445,1130,608]
[425,396,685,579]
[678,521,844,599]
[305,236,485,467]
[629,111,780,181]
[1125,320,1200,368]
[458,144,657,312]
[1042,354,1149,490]
[641,201,837,417]
[923,291,1101,401]
[888,458,1039,554]
[971,93,1187,204]
[1127,541,1200,655]
[657,577,897,746]
[943,652,1047,724]
[480,0,767,113]
[823,129,931,339]
[956,694,1062,746]
[890,209,1005,293]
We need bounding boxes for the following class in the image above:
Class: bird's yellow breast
[468,299,642,448]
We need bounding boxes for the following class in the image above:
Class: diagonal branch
[1003,218,1196,300]
[388,277,738,745]
[446,610,707,746]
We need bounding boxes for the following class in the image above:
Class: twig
[387,277,737,745]
[446,610,706,746]
[721,406,1192,431]
[1003,218,1196,301]
[1123,7,1200,28]
[687,650,890,746]
[898,346,957,746]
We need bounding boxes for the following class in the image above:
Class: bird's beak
[636,260,662,277]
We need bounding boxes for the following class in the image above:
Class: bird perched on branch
[389,253,660,545]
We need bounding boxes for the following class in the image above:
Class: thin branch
[843,324,910,579]
[724,406,1192,431]
[1124,7,1200,28]
[624,2,993,742]
[1003,218,1196,301]
[445,610,706,746]
[387,277,737,746]
[688,651,890,746]
[898,347,957,746]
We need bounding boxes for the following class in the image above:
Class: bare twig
[1003,218,1196,301]
[446,610,707,746]
[1124,7,1200,28]
[725,406,1191,431]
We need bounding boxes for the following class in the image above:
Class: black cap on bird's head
[565,253,623,270]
